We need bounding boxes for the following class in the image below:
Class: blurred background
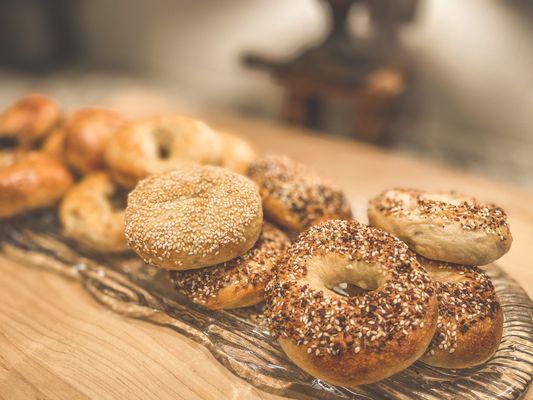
[0,0,532,185]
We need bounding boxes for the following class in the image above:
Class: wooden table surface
[1,110,532,400]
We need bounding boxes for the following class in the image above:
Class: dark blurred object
[0,0,81,72]
[244,0,419,142]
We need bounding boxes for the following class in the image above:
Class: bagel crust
[248,155,352,233]
[125,166,263,270]
[60,172,128,253]
[0,152,73,218]
[170,223,289,309]
[0,94,60,146]
[418,257,503,368]
[368,188,512,265]
[105,115,223,189]
[42,126,67,162]
[64,108,125,173]
[219,132,256,174]
[265,220,438,387]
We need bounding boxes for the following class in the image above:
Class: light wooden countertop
[1,112,531,400]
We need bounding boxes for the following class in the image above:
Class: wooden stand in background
[244,0,418,142]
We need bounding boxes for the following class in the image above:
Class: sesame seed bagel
[368,188,512,265]
[125,165,263,270]
[418,257,503,368]
[170,222,289,309]
[248,155,352,233]
[60,172,128,253]
[0,94,61,147]
[264,220,438,387]
[106,115,223,189]
[64,108,125,173]
[0,152,73,219]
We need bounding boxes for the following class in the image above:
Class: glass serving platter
[1,210,532,400]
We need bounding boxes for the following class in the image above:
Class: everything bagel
[368,188,512,265]
[264,219,438,387]
[170,223,289,309]
[418,257,503,368]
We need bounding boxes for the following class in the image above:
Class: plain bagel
[60,172,129,253]
[106,115,223,189]
[0,94,61,147]
[0,152,73,218]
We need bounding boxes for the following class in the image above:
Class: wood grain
[1,109,532,399]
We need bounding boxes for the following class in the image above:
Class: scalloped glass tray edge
[1,210,532,400]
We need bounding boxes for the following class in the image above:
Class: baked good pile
[0,94,512,388]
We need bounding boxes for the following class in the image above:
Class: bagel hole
[152,128,173,160]
[306,256,387,297]
[108,187,129,211]
[331,282,371,297]
[158,143,170,159]
[0,136,20,149]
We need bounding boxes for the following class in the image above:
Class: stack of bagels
[125,154,354,309]
[367,189,509,369]
[0,94,514,389]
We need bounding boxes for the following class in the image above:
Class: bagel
[105,115,223,189]
[170,223,289,309]
[0,152,73,218]
[125,165,263,270]
[418,257,503,368]
[0,94,60,146]
[219,132,256,174]
[0,143,24,168]
[248,155,352,232]
[64,108,125,173]
[264,220,438,387]
[60,172,128,253]
[0,150,18,168]
[368,188,512,265]
[42,126,67,161]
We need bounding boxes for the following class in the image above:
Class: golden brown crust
[105,115,223,189]
[42,126,67,162]
[0,152,73,218]
[125,165,263,270]
[278,308,437,386]
[64,108,125,173]
[248,155,352,233]
[60,172,128,253]
[418,257,503,368]
[0,94,61,146]
[219,132,256,174]
[265,220,438,387]
[170,223,289,309]
[368,188,512,265]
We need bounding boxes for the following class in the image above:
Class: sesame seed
[125,165,262,269]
